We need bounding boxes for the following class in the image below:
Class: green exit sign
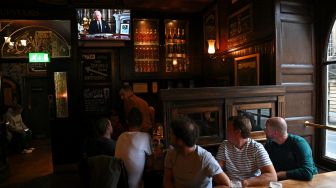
[29,53,51,63]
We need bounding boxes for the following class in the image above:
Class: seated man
[264,117,318,180]
[115,107,152,188]
[216,116,277,187]
[164,116,230,188]
[79,117,117,187]
[84,117,116,157]
[5,104,34,154]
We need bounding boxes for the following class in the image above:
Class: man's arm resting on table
[213,172,231,187]
[242,165,277,187]
[277,171,287,180]
[163,167,174,188]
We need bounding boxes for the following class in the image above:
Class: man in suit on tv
[88,10,111,34]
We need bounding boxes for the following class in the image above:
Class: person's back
[164,117,230,188]
[84,117,116,157]
[85,137,115,157]
[115,107,152,188]
[127,94,152,132]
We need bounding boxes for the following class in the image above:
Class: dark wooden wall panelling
[275,0,315,148]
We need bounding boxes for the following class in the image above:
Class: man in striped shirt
[216,116,277,187]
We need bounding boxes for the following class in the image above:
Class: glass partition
[231,102,275,140]
[172,106,223,145]
[54,72,68,118]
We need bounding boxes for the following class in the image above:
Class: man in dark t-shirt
[84,117,116,157]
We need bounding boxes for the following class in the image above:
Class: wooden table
[249,171,336,188]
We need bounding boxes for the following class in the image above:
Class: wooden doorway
[23,77,50,139]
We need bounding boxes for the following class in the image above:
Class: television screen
[76,9,131,41]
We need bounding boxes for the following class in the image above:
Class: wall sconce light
[20,39,27,46]
[4,37,11,43]
[207,39,216,54]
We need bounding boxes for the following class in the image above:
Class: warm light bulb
[4,37,11,43]
[20,39,27,46]
[207,39,216,54]
[173,58,178,66]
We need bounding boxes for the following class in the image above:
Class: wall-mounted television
[76,9,131,41]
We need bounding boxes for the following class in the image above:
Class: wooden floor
[0,139,79,188]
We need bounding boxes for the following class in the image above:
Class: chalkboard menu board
[81,52,112,114]
[83,86,111,113]
[81,53,111,82]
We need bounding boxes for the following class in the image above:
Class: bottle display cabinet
[164,19,189,73]
[132,18,189,74]
[133,19,160,73]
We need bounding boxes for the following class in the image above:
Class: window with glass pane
[325,20,336,159]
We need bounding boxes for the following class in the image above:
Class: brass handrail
[304,121,336,131]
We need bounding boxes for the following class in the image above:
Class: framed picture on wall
[203,4,219,53]
[234,53,259,86]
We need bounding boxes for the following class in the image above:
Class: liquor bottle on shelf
[143,28,147,45]
[135,28,139,43]
[153,29,158,44]
[176,28,181,44]
[181,28,186,58]
[178,60,183,72]
[181,28,185,43]
[167,28,172,58]
[150,29,154,44]
[168,28,173,43]
[173,28,177,44]
[165,59,172,72]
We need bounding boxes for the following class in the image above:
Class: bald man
[264,117,318,181]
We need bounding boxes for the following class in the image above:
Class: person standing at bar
[119,85,153,133]
[88,10,110,34]
[264,117,318,180]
